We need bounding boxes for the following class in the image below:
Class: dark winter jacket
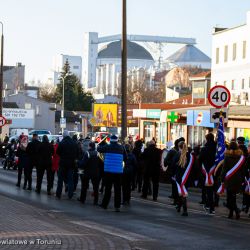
[79,149,102,177]
[221,149,246,193]
[124,152,137,175]
[97,142,126,174]
[57,136,78,168]
[39,141,54,168]
[26,139,41,166]
[199,141,216,172]
[164,147,179,176]
[16,147,29,168]
[141,145,162,176]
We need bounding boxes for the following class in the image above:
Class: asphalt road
[0,167,249,250]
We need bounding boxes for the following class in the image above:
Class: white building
[82,32,197,92]
[45,54,82,85]
[211,11,250,105]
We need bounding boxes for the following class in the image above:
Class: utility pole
[121,0,127,141]
[0,22,4,136]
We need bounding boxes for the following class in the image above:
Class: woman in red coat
[51,140,60,190]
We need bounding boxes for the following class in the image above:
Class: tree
[40,84,57,103]
[55,60,94,111]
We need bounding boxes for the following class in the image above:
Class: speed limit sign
[208,85,231,108]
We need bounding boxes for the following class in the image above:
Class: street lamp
[58,73,69,133]
[0,21,4,136]
[121,0,127,142]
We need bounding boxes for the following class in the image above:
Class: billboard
[3,108,34,128]
[118,104,138,127]
[187,110,215,128]
[93,104,118,127]
[192,81,207,99]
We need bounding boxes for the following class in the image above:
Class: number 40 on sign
[208,85,231,108]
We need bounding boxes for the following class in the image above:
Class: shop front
[187,110,216,147]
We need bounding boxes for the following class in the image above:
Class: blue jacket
[97,142,126,174]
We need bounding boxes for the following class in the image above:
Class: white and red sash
[217,155,245,195]
[202,164,216,186]
[244,177,250,195]
[176,154,194,197]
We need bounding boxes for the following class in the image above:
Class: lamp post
[121,0,127,142]
[58,73,69,133]
[0,21,4,136]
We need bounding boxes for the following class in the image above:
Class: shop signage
[208,85,231,108]
[2,108,34,129]
[132,109,147,118]
[167,111,179,123]
[187,110,215,128]
[146,109,161,119]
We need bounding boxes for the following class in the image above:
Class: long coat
[221,149,246,193]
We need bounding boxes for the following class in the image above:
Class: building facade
[211,11,250,105]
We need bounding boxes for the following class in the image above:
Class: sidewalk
[0,195,132,250]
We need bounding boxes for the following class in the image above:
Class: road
[0,167,249,250]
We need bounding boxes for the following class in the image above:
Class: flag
[215,116,226,167]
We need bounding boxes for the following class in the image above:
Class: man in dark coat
[26,134,41,190]
[35,135,54,195]
[97,135,126,212]
[199,133,216,214]
[56,130,78,199]
[78,142,102,205]
[141,140,162,201]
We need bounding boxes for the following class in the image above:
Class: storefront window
[144,124,154,143]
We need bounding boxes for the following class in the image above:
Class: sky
[1,0,250,83]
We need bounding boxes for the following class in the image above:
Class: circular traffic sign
[0,115,6,127]
[208,85,231,108]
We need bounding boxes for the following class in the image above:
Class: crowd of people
[1,130,250,218]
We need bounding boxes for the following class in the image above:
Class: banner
[93,104,118,127]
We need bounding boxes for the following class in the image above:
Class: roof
[190,71,211,78]
[98,41,154,60]
[167,45,211,63]
[3,102,19,108]
[166,94,207,105]
[140,102,205,110]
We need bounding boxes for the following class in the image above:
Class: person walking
[220,141,246,219]
[26,134,41,190]
[16,136,29,188]
[122,144,137,205]
[164,138,182,205]
[78,142,102,205]
[51,139,60,191]
[173,141,195,216]
[141,140,162,201]
[56,130,78,199]
[199,133,217,214]
[35,135,54,195]
[97,135,126,212]
[132,139,143,192]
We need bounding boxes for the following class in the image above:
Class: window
[216,48,219,64]
[242,79,245,89]
[25,103,32,109]
[223,81,227,87]
[243,41,247,59]
[224,45,228,62]
[233,43,237,60]
[35,105,40,115]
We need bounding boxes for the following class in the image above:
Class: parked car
[28,130,51,136]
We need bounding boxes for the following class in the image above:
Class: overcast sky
[1,0,250,82]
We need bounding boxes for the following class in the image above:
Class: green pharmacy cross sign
[167,112,179,123]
